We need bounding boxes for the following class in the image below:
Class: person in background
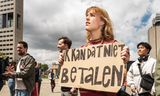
[127,42,156,96]
[3,41,35,96]
[57,36,78,96]
[0,77,2,91]
[58,6,130,96]
[37,63,42,95]
[0,59,3,91]
[7,61,16,96]
[48,69,55,93]
[0,57,9,91]
[31,62,39,96]
[155,49,160,96]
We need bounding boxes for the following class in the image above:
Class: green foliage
[0,52,8,59]
[41,64,49,72]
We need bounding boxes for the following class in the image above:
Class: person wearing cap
[127,42,156,96]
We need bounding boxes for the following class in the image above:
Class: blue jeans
[15,89,30,96]
[8,78,15,96]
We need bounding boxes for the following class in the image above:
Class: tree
[41,64,49,72]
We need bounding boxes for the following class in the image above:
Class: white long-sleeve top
[127,56,156,95]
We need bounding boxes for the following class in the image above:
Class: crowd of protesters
[1,5,160,96]
[1,41,42,96]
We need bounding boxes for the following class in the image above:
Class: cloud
[23,0,159,64]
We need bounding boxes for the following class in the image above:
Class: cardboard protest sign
[59,43,125,92]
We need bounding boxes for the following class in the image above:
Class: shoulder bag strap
[137,63,143,76]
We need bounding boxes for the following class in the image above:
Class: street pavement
[0,79,61,96]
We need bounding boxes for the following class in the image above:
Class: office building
[148,13,160,59]
[0,0,23,61]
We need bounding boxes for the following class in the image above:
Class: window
[7,12,13,27]
[0,14,2,28]
[10,39,13,41]
[155,22,160,26]
[17,14,21,29]
[0,13,13,28]
[2,14,6,28]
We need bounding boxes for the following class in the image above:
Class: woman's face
[85,10,104,32]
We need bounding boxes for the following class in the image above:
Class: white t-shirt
[15,59,26,90]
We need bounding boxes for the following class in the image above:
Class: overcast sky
[23,0,160,65]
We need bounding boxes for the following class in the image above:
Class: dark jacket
[14,54,35,93]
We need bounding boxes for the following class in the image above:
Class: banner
[59,43,125,92]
